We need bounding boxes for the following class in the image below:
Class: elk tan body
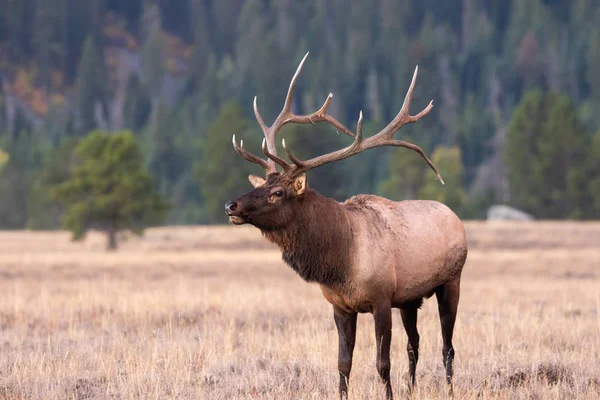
[320,196,467,314]
[225,53,468,399]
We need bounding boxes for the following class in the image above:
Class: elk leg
[400,304,420,394]
[436,278,460,396]
[334,307,357,400]
[373,304,393,400]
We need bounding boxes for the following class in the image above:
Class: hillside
[1,0,600,228]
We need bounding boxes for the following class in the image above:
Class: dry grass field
[0,222,599,399]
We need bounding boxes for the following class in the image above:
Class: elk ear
[248,175,266,188]
[293,174,308,196]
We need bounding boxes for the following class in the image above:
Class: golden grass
[0,222,599,399]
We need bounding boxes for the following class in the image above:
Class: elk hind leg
[435,278,460,396]
[373,303,393,400]
[400,301,420,394]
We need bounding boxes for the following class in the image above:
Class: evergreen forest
[1,0,600,227]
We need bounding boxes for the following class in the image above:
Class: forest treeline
[1,0,600,227]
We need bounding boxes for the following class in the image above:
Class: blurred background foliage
[1,0,600,227]
[50,130,169,248]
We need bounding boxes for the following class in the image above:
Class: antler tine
[399,65,420,119]
[281,138,303,168]
[378,66,435,140]
[346,110,364,154]
[232,135,270,171]
[253,96,268,136]
[389,140,445,184]
[253,52,309,149]
[356,110,363,141]
[281,52,310,118]
[316,93,334,117]
[251,96,278,174]
[249,52,310,174]
[261,138,292,172]
[266,52,309,148]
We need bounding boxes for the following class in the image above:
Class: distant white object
[487,205,534,221]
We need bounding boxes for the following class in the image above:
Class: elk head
[225,52,443,228]
[225,172,307,229]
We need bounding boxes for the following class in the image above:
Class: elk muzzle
[225,200,247,225]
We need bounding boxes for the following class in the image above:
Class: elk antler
[233,53,444,184]
[232,52,354,175]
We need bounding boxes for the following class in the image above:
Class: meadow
[0,222,599,399]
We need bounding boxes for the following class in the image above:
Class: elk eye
[273,190,283,197]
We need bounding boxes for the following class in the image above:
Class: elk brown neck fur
[261,189,353,288]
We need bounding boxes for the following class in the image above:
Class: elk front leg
[334,307,357,400]
[374,304,393,400]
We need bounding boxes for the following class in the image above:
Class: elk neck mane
[260,189,354,288]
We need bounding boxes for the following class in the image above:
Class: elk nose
[225,200,238,214]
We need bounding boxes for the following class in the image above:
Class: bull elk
[225,53,467,399]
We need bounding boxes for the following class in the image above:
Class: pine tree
[504,90,545,213]
[196,53,221,127]
[537,93,589,218]
[144,99,190,209]
[188,0,212,87]
[210,0,243,56]
[0,148,8,172]
[342,1,376,119]
[123,74,152,132]
[65,0,105,75]
[141,6,164,103]
[51,131,169,250]
[505,90,589,218]
[376,0,412,124]
[456,93,494,185]
[75,35,107,135]
[419,146,466,213]
[0,162,28,228]
[1,0,35,61]
[0,131,44,228]
[378,137,427,201]
[587,17,600,107]
[33,0,67,87]
[588,131,600,218]
[503,0,547,58]
[235,0,287,122]
[409,13,457,146]
[377,135,446,202]
[27,139,77,229]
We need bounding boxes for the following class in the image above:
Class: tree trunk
[107,227,118,251]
